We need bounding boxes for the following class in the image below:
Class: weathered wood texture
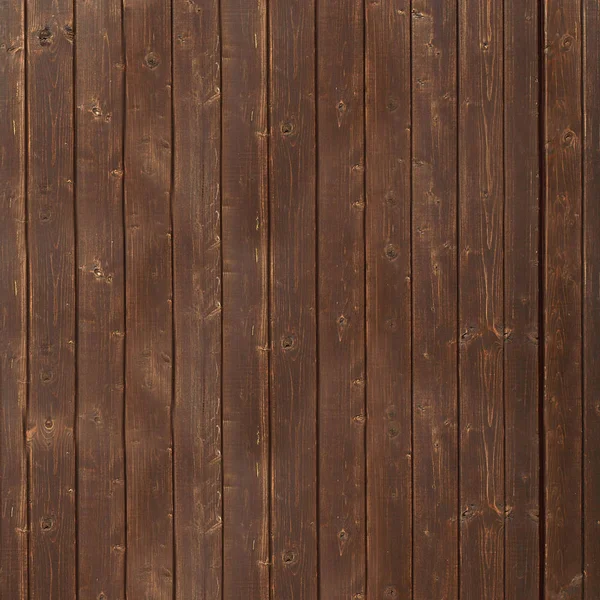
[0,0,597,597]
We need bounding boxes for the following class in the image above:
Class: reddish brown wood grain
[543,0,584,597]
[365,1,412,598]
[75,0,126,596]
[317,0,366,598]
[221,0,270,597]
[411,0,459,597]
[458,0,505,596]
[172,0,222,597]
[504,0,541,597]
[269,0,318,597]
[123,0,174,595]
[26,0,77,596]
[584,0,600,594]
[0,0,28,596]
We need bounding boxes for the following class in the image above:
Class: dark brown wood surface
[0,0,597,597]
[75,0,126,597]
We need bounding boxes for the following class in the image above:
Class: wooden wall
[0,0,597,597]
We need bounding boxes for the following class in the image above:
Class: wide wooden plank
[365,1,411,598]
[269,0,318,597]
[75,0,126,596]
[458,0,505,596]
[317,0,366,597]
[172,0,222,596]
[543,0,583,597]
[411,0,459,597]
[221,0,270,596]
[26,0,77,596]
[504,0,540,597]
[0,0,27,595]
[584,0,600,593]
[123,0,174,594]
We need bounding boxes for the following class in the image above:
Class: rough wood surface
[0,1,597,597]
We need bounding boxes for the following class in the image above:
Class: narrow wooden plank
[543,0,584,597]
[269,0,318,597]
[317,0,366,597]
[75,0,126,595]
[458,0,505,595]
[172,0,222,596]
[584,0,600,593]
[221,0,270,596]
[26,0,77,596]
[411,0,459,597]
[0,0,28,595]
[123,0,174,594]
[365,1,411,598]
[504,0,540,596]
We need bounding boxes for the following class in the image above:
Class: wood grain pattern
[504,0,540,596]
[584,0,600,594]
[0,0,28,595]
[458,0,505,596]
[365,1,412,598]
[269,0,318,597]
[123,0,174,595]
[26,0,77,596]
[543,0,584,597]
[221,0,270,597]
[2,1,600,596]
[411,0,459,597]
[75,0,126,596]
[317,0,366,598]
[172,0,222,597]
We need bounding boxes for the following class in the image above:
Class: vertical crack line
[456,0,461,596]
[121,0,128,593]
[169,0,176,593]
[314,0,321,596]
[23,0,31,596]
[538,0,546,595]
[72,0,79,594]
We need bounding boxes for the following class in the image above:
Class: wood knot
[144,52,160,69]
[282,549,298,565]
[280,122,294,136]
[38,27,53,46]
[281,335,296,351]
[40,515,55,531]
[384,244,399,261]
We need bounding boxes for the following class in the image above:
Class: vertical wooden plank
[172,0,222,597]
[26,0,77,595]
[123,0,174,594]
[75,0,126,595]
[221,0,270,596]
[317,0,366,597]
[543,0,583,596]
[269,0,318,597]
[584,0,600,593]
[411,0,459,597]
[365,1,411,598]
[0,0,28,595]
[458,0,505,596]
[504,0,540,596]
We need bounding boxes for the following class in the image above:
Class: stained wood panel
[123,0,174,595]
[504,0,541,597]
[0,0,27,596]
[269,0,318,597]
[411,0,459,597]
[317,0,366,597]
[1,0,599,597]
[543,0,584,597]
[75,0,126,596]
[221,0,270,597]
[26,0,77,596]
[172,0,222,597]
[365,1,411,599]
[458,0,505,596]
